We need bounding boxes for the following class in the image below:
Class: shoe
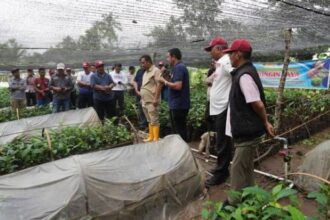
[143,124,154,142]
[152,125,160,141]
[205,175,229,188]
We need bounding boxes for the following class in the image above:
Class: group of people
[7,48,191,143]
[8,38,274,207]
[202,36,274,207]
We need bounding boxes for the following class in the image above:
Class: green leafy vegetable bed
[0,120,133,175]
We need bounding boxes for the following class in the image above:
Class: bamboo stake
[16,108,20,120]
[44,128,54,161]
[274,28,292,133]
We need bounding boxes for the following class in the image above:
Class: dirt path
[177,127,330,219]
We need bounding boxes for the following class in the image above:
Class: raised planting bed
[0,119,133,175]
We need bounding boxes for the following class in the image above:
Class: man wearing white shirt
[204,36,234,188]
[77,62,93,108]
[110,63,128,116]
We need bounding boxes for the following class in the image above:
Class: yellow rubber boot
[143,124,154,142]
[153,125,160,141]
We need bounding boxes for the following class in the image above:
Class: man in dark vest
[223,39,274,205]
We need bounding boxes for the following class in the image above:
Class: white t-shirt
[77,71,92,85]
[110,71,128,91]
[225,74,261,137]
[209,54,233,115]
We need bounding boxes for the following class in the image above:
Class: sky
[0,0,182,49]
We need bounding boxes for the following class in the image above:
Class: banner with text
[255,59,330,89]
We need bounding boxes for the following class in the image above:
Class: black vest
[229,62,266,141]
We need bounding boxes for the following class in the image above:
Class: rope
[261,109,330,145]
[288,172,330,185]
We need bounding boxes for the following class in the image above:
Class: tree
[96,13,122,48]
[146,16,187,48]
[56,36,78,50]
[77,13,121,50]
[78,26,102,51]
[0,39,26,65]
[175,0,224,39]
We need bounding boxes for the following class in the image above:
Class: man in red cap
[204,36,234,188]
[90,60,116,121]
[223,39,274,205]
[77,62,93,108]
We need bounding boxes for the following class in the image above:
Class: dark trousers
[170,109,189,141]
[113,91,124,116]
[78,93,93,109]
[93,99,116,122]
[136,96,147,129]
[70,91,77,109]
[212,109,232,179]
[26,92,36,106]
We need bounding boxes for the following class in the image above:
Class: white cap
[56,63,65,70]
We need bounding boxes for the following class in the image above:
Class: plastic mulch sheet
[295,140,330,191]
[0,135,204,220]
[0,107,100,145]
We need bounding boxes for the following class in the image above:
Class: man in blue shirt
[160,48,190,141]
[90,60,116,122]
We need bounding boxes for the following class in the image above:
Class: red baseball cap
[95,60,104,68]
[223,39,252,53]
[204,36,228,52]
[82,62,90,68]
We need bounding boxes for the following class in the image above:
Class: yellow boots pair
[143,124,160,142]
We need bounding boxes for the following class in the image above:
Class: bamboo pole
[44,128,54,161]
[16,108,20,120]
[274,28,292,133]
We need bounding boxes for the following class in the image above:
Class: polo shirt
[90,71,115,101]
[49,75,73,100]
[35,77,50,100]
[168,62,190,110]
[8,78,26,100]
[209,54,233,115]
[77,71,92,94]
[140,65,161,103]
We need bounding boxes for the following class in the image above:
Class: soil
[174,127,330,220]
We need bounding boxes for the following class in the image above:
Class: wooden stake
[44,128,54,161]
[274,28,292,133]
[16,108,20,120]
